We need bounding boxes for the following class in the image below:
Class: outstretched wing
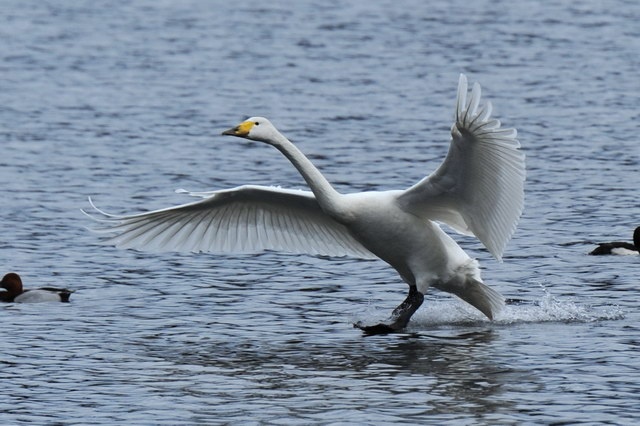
[84,185,376,259]
[398,74,525,260]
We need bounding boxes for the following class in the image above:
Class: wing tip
[81,196,119,222]
[456,74,469,120]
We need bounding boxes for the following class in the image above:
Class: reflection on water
[139,326,521,421]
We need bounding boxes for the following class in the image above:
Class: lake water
[1,0,639,424]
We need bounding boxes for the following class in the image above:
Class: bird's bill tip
[221,127,239,136]
[221,120,254,137]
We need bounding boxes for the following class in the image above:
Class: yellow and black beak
[221,120,255,138]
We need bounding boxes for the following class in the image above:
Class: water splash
[356,285,625,329]
[495,287,625,324]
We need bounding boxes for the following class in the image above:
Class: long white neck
[269,131,346,218]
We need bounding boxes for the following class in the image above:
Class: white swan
[85,74,525,334]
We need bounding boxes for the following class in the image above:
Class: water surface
[1,0,639,424]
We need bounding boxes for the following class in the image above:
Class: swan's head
[222,117,282,145]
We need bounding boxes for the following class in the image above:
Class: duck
[0,273,73,303]
[84,74,525,334]
[589,226,640,255]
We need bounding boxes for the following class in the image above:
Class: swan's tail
[433,259,505,320]
[454,278,505,320]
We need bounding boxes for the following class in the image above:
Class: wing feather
[399,74,525,260]
[84,185,376,259]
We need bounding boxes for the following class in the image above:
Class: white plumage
[399,76,525,260]
[85,74,525,333]
[88,186,376,258]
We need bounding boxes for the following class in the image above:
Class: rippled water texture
[1,0,639,424]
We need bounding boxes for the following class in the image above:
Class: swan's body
[85,75,525,333]
[589,226,640,255]
[1,273,73,303]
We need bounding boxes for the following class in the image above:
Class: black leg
[355,286,424,335]
[390,285,424,325]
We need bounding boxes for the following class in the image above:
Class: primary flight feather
[85,74,525,334]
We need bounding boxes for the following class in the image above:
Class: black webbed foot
[354,286,424,335]
[354,321,400,335]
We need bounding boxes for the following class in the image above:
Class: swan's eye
[254,122,260,126]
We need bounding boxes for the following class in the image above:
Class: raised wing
[84,185,376,259]
[398,74,525,260]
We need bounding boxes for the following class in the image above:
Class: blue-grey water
[1,0,639,424]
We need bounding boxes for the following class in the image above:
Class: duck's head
[222,117,284,145]
[1,273,23,292]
